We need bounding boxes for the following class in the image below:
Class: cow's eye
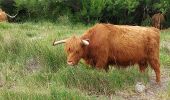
[68,48,71,51]
[76,51,79,53]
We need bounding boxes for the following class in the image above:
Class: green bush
[77,0,107,23]
[0,0,169,25]
[141,15,151,26]
[14,0,72,21]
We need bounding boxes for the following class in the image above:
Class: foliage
[153,0,170,13]
[77,0,107,23]
[0,22,169,99]
[0,22,158,99]
[0,0,169,25]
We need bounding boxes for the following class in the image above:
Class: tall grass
[0,22,169,99]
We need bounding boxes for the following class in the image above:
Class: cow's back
[109,25,159,65]
[0,11,7,22]
[82,24,160,66]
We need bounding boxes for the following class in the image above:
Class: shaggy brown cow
[0,9,17,22]
[151,13,165,29]
[53,23,160,83]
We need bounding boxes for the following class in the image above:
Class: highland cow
[0,9,17,22]
[151,13,165,29]
[53,23,160,83]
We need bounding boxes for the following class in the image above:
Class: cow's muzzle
[67,61,74,66]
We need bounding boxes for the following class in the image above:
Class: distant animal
[53,23,160,83]
[151,13,165,29]
[0,8,18,22]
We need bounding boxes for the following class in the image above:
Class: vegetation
[0,0,170,99]
[0,0,170,26]
[0,22,169,99]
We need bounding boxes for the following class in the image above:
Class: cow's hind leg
[149,58,160,83]
[138,60,148,73]
[148,39,161,83]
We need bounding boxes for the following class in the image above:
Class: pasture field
[0,22,170,100]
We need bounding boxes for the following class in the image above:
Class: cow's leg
[84,59,95,67]
[156,23,160,29]
[95,56,109,72]
[148,39,160,83]
[104,64,109,72]
[160,23,163,30]
[158,24,161,29]
[94,47,109,71]
[95,60,107,70]
[148,52,160,83]
[149,58,160,83]
[138,60,148,73]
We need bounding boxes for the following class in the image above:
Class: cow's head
[53,36,89,66]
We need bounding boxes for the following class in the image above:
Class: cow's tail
[6,13,18,18]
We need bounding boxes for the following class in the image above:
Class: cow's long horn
[82,40,89,46]
[6,13,18,18]
[53,39,67,46]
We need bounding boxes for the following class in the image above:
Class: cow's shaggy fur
[152,13,165,29]
[0,9,7,22]
[57,23,160,83]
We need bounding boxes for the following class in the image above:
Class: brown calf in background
[151,13,165,29]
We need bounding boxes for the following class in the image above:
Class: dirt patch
[161,41,170,53]
[25,57,41,73]
[112,68,170,100]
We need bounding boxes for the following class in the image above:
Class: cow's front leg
[95,59,109,72]
[94,48,109,71]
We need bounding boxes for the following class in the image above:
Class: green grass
[0,22,170,99]
[160,29,170,67]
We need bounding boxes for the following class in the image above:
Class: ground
[114,68,170,100]
[0,22,170,100]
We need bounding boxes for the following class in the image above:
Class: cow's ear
[81,39,90,46]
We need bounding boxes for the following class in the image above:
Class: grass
[0,22,170,99]
[160,29,170,67]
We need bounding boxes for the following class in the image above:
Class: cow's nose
[67,61,73,65]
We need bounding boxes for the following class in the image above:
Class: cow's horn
[82,40,89,46]
[53,39,67,46]
[6,13,18,18]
